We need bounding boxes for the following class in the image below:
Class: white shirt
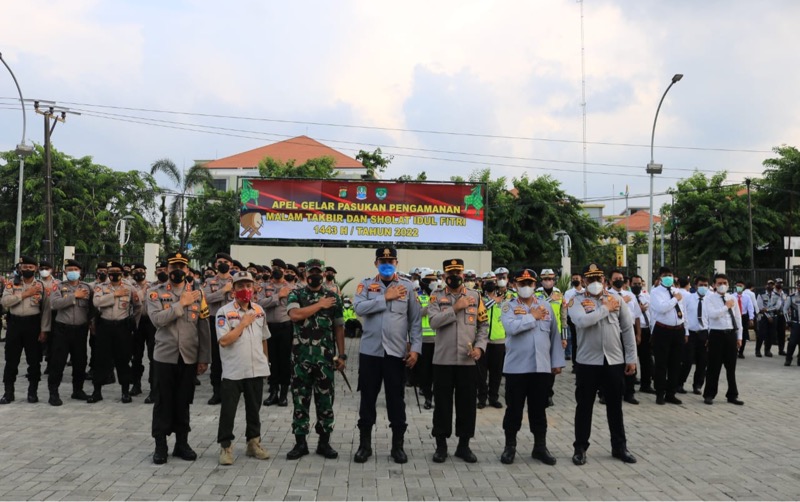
[684,291,708,332]
[705,292,743,340]
[607,288,641,327]
[649,284,688,333]
[632,291,651,328]
[215,301,271,380]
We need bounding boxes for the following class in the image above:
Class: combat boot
[172,431,197,461]
[500,431,516,464]
[390,430,408,464]
[27,381,39,403]
[286,434,309,460]
[263,385,278,406]
[432,436,448,463]
[353,427,372,463]
[48,385,63,406]
[0,384,14,405]
[121,383,132,403]
[219,445,234,465]
[532,433,557,465]
[207,384,221,405]
[246,437,271,460]
[153,436,168,465]
[130,380,142,396]
[71,383,89,401]
[316,432,338,459]
[86,385,103,404]
[278,384,289,407]
[454,437,477,463]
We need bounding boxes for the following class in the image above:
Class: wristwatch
[337,353,348,361]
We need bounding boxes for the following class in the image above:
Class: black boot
[423,393,433,410]
[207,384,221,405]
[130,380,142,396]
[173,431,197,461]
[87,385,103,404]
[71,383,88,401]
[390,430,408,464]
[27,381,39,403]
[263,385,278,406]
[278,384,289,407]
[500,431,516,465]
[48,385,63,406]
[153,436,168,465]
[0,384,15,405]
[353,427,372,463]
[532,433,557,465]
[121,384,132,403]
[432,436,448,463]
[316,432,338,459]
[454,437,477,463]
[287,434,309,460]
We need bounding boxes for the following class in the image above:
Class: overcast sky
[2,0,798,216]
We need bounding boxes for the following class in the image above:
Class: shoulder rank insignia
[368,283,381,292]
[502,303,510,313]
[567,298,574,308]
[513,307,527,315]
[149,291,158,300]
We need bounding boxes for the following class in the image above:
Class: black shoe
[500,445,516,464]
[703,397,713,405]
[71,389,89,401]
[316,438,339,459]
[208,391,221,405]
[432,437,448,463]
[130,384,142,396]
[532,447,557,465]
[263,387,278,406]
[390,442,408,464]
[121,393,132,404]
[785,359,792,366]
[572,448,587,466]
[153,437,168,465]
[87,392,103,404]
[278,385,289,407]
[0,393,13,405]
[639,387,656,394]
[738,353,745,359]
[692,386,702,395]
[454,440,477,463]
[779,350,787,356]
[612,448,637,463]
[756,352,762,357]
[27,393,38,404]
[476,401,486,409]
[676,385,687,394]
[48,393,63,406]
[194,377,200,386]
[656,394,666,405]
[665,395,682,405]
[727,398,744,405]
[765,352,774,357]
[598,396,606,405]
[353,428,372,463]
[423,399,433,410]
[287,435,310,460]
[173,443,198,461]
[490,400,504,409]
[144,393,154,404]
[624,396,639,405]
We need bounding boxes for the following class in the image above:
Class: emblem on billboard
[240,210,264,238]
[463,186,484,215]
[375,187,388,200]
[356,186,367,200]
[339,187,348,198]
[240,179,259,209]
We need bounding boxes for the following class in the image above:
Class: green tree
[186,187,238,264]
[257,156,338,179]
[356,148,393,178]
[396,171,427,181]
[150,158,214,251]
[758,145,800,265]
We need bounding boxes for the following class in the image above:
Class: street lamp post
[647,73,683,285]
[0,52,34,264]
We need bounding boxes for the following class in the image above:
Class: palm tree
[150,158,214,251]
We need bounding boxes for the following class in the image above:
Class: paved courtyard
[0,335,799,501]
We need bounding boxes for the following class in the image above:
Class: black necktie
[697,297,703,326]
[667,287,683,320]
[725,296,738,328]
[636,294,649,326]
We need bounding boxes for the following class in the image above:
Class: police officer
[48,259,92,405]
[477,271,507,409]
[774,279,788,355]
[284,259,346,460]
[39,260,59,376]
[87,262,109,385]
[131,263,156,400]
[783,280,800,366]
[323,266,340,295]
[90,261,142,403]
[756,279,781,357]
[203,252,235,404]
[568,263,637,465]
[414,268,437,409]
[427,258,489,464]
[606,269,642,404]
[147,251,211,464]
[258,258,294,407]
[353,247,422,464]
[1,256,51,404]
[499,269,564,465]
[216,271,271,465]
[536,268,569,407]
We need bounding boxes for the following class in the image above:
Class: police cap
[19,255,37,266]
[376,247,398,259]
[63,259,82,270]
[443,259,465,273]
[305,259,325,272]
[215,252,233,263]
[166,252,189,266]
[582,263,604,278]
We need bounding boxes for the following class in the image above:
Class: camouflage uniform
[286,286,344,435]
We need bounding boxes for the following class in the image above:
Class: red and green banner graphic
[239,178,485,245]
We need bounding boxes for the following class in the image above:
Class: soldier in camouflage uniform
[285,259,346,460]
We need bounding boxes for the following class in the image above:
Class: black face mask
[96,272,108,282]
[612,279,624,289]
[483,281,497,293]
[21,269,35,279]
[123,271,130,278]
[631,285,642,295]
[133,272,146,283]
[216,263,230,274]
[272,269,284,280]
[571,280,581,288]
[169,270,186,284]
[157,271,169,283]
[445,275,463,290]
[285,274,296,282]
[186,275,194,284]
[109,273,122,283]
[307,275,323,288]
[325,274,335,281]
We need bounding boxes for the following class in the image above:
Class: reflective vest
[343,307,357,322]
[487,302,506,341]
[535,289,563,332]
[419,294,435,337]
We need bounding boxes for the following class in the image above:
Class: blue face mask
[66,271,81,282]
[697,286,708,297]
[661,276,674,288]
[378,263,396,277]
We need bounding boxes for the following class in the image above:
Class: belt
[655,322,684,331]
[6,313,41,321]
[97,318,129,325]
[709,328,736,334]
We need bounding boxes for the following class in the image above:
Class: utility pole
[746,178,755,286]
[34,100,79,260]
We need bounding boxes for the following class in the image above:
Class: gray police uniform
[92,282,142,397]
[756,289,782,355]
[49,280,93,394]
[203,275,234,393]
[257,280,293,394]
[132,280,157,394]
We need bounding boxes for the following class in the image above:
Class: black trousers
[94,318,132,391]
[569,322,578,364]
[502,372,549,435]
[3,314,42,386]
[217,377,264,447]
[704,330,739,400]
[739,315,750,355]
[477,343,505,404]
[756,316,775,354]
[266,321,292,387]
[413,342,435,399]
[152,356,197,437]
[776,316,787,352]
[574,362,627,451]
[432,364,477,439]
[680,330,708,389]
[47,322,88,390]
[357,353,407,433]
[131,316,156,386]
[652,324,685,397]
[786,324,800,362]
[209,319,222,388]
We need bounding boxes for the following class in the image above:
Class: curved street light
[646,73,683,285]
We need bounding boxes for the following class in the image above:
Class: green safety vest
[535,290,563,332]
[488,302,506,341]
[419,294,435,336]
[343,307,357,322]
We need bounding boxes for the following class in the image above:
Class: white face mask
[586,281,604,296]
[40,270,51,279]
[517,286,534,299]
[717,284,729,294]
[465,281,475,289]
[497,279,508,288]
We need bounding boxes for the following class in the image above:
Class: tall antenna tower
[579,0,587,200]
